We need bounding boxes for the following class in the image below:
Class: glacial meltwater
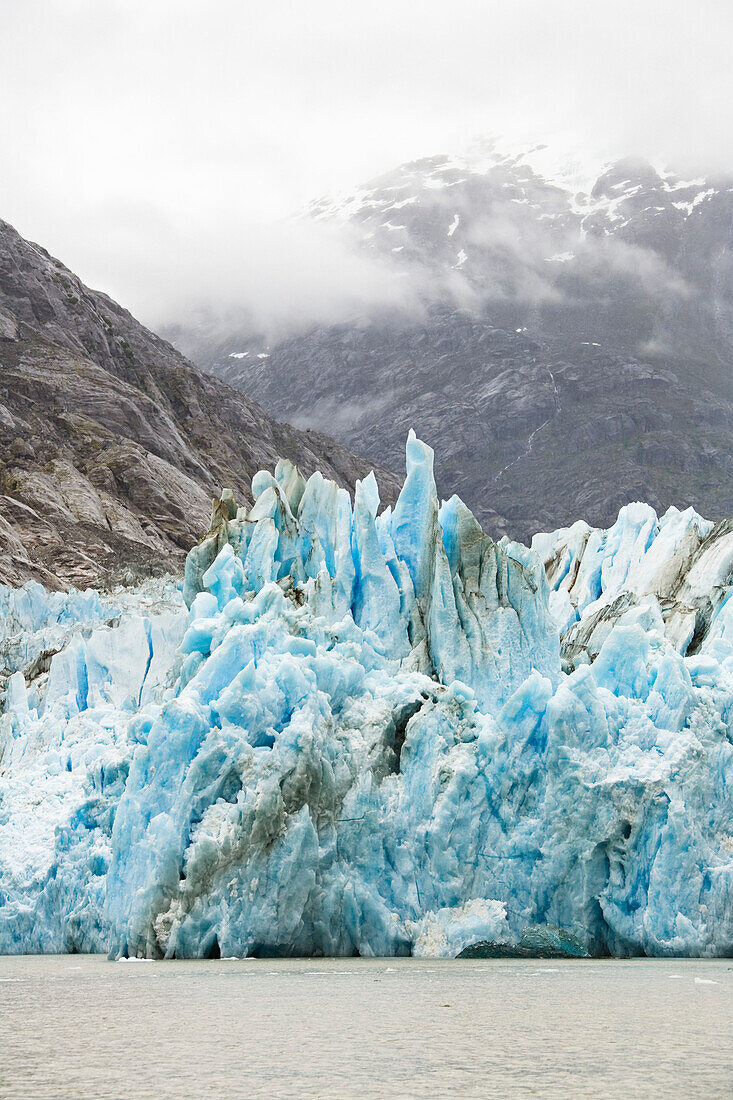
[0,957,730,1098]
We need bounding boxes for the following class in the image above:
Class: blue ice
[1,435,732,959]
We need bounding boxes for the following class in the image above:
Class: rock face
[185,143,733,541]
[1,437,732,959]
[0,218,400,590]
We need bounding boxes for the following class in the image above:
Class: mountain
[180,141,733,542]
[0,218,401,590]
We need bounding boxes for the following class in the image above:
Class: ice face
[531,504,732,664]
[0,582,187,953]
[2,439,733,959]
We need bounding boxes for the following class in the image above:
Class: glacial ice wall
[531,503,733,663]
[0,582,187,952]
[1,434,733,958]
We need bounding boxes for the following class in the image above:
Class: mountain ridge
[182,143,733,541]
[0,218,401,590]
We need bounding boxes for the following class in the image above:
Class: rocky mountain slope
[184,142,733,541]
[0,218,400,590]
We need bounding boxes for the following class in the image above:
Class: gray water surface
[0,955,731,1098]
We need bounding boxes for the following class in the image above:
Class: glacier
[1,432,732,958]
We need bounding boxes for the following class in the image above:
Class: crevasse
[1,433,732,958]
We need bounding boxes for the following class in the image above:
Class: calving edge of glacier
[1,432,732,959]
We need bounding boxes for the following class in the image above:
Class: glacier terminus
[1,433,732,959]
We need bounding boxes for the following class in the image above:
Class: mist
[73,203,419,340]
[1,0,732,337]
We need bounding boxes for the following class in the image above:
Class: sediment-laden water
[0,956,731,1098]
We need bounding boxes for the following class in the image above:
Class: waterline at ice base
[1,432,732,959]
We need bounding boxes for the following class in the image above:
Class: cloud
[71,199,418,338]
[0,0,731,334]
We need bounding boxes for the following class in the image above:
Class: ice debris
[1,434,733,959]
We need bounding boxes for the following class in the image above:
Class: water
[0,956,731,1098]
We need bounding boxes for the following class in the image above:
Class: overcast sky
[2,0,732,330]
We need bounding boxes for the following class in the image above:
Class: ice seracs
[0,581,186,953]
[2,436,733,959]
[531,503,733,665]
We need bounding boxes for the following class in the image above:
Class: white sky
[1,0,732,329]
